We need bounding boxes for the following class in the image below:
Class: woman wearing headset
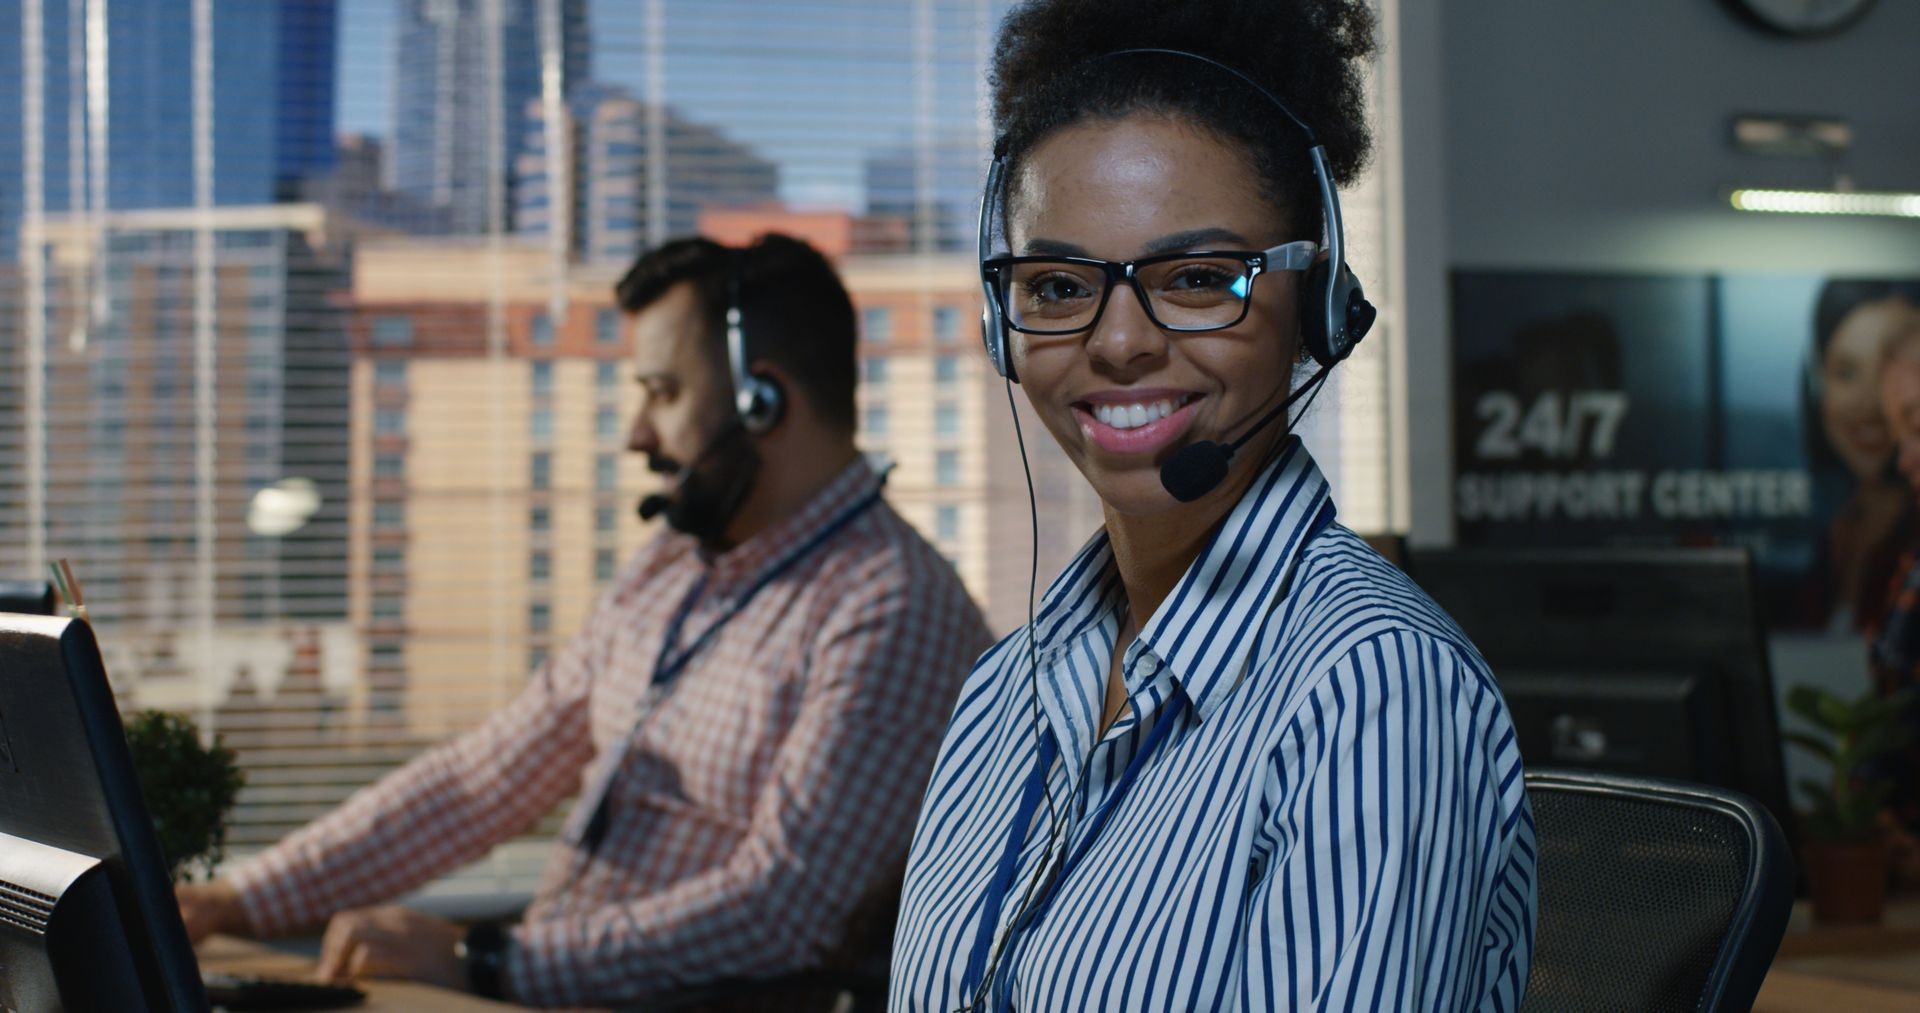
[890,2,1535,1010]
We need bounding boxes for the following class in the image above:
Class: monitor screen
[0,615,208,1011]
[1403,547,1792,831]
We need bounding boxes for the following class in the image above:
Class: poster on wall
[1452,270,1920,635]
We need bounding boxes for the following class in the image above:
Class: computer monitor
[1402,547,1793,831]
[0,580,55,616]
[0,613,209,1011]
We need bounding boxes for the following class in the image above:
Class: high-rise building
[2,204,352,627]
[389,0,590,237]
[0,0,341,260]
[863,134,987,254]
[514,85,781,264]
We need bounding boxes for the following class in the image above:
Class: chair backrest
[1522,769,1794,1013]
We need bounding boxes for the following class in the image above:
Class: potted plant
[1784,685,1914,924]
[123,710,247,883]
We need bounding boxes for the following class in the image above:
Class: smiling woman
[889,2,1538,1011]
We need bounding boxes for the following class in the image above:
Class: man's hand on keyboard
[315,904,468,991]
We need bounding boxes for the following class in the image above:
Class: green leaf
[1783,731,1836,761]
[1796,777,1836,811]
[1786,685,1832,728]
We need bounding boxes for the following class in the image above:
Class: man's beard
[646,423,761,547]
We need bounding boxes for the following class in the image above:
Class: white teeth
[1093,398,1182,430]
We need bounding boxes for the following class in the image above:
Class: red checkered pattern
[228,460,992,1006]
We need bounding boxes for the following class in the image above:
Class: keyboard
[202,972,366,1010]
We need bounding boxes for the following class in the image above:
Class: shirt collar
[1029,437,1335,723]
[694,455,884,595]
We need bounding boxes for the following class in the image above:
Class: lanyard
[572,487,883,853]
[960,690,1191,1009]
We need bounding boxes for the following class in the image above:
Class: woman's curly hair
[990,0,1377,239]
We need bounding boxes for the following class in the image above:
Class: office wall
[1401,0,1920,544]
[1409,1,1920,780]
[1447,1,1920,273]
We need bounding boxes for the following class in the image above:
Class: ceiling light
[1728,189,1920,218]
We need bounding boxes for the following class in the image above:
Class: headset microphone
[636,420,748,521]
[1158,367,1330,503]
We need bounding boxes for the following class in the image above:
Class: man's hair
[990,0,1377,241]
[614,234,858,433]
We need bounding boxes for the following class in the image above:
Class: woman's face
[1880,340,1920,496]
[1822,298,1920,482]
[1006,115,1301,517]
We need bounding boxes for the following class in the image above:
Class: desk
[1753,898,1920,1012]
[198,935,519,1012]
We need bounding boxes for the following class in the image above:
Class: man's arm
[218,628,604,938]
[502,551,987,1007]
[1236,631,1536,1012]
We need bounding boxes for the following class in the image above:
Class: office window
[935,355,961,384]
[529,602,551,632]
[934,402,960,438]
[864,404,889,437]
[935,450,961,486]
[371,316,413,347]
[0,0,1291,888]
[371,596,403,622]
[862,306,891,343]
[936,504,960,542]
[528,647,550,671]
[933,305,961,343]
[530,550,551,581]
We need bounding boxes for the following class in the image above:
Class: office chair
[1521,769,1794,1013]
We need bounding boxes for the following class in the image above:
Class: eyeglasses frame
[981,239,1319,336]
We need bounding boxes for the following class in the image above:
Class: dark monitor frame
[0,580,55,617]
[1402,547,1792,832]
[0,614,209,1011]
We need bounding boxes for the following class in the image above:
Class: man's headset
[638,246,785,520]
[977,47,1377,502]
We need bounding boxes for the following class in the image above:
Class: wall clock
[1720,0,1877,38]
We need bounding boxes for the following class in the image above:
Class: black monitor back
[0,614,208,1011]
[0,580,55,616]
[1403,547,1792,831]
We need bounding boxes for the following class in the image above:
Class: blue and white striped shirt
[891,440,1536,1011]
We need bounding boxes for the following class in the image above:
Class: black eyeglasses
[981,240,1317,336]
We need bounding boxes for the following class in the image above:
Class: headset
[977,47,1377,503]
[728,246,786,436]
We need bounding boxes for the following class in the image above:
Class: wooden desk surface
[1752,897,1920,1012]
[198,935,520,1012]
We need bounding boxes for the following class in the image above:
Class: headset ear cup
[740,374,785,436]
[1299,260,1335,369]
[981,275,1018,382]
